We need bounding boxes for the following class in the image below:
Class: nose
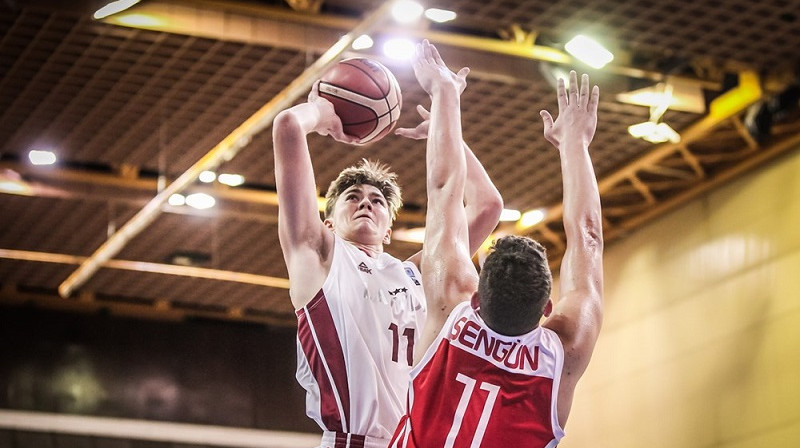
[358,197,372,210]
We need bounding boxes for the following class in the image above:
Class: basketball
[317,58,402,145]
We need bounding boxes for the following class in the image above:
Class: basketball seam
[341,103,400,125]
[317,88,379,126]
[339,60,390,101]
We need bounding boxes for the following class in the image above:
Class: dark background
[0,304,317,433]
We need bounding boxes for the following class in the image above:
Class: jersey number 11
[444,373,500,448]
[388,323,415,366]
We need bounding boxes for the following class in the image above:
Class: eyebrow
[343,186,386,199]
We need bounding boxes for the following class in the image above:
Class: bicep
[543,265,603,376]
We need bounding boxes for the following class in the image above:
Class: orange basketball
[317,58,402,145]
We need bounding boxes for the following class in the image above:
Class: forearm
[427,85,465,193]
[463,141,503,254]
[273,107,324,247]
[559,135,602,244]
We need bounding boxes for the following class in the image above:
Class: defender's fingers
[580,74,590,108]
[416,104,431,119]
[456,67,470,81]
[411,44,423,69]
[422,39,434,62]
[589,85,600,114]
[429,43,446,67]
[556,78,568,111]
[540,110,554,129]
[569,70,579,105]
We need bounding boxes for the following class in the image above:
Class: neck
[347,239,383,258]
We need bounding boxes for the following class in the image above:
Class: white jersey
[391,301,565,448]
[296,235,427,445]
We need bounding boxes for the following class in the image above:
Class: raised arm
[272,89,358,308]
[412,41,480,362]
[540,71,603,418]
[397,107,502,268]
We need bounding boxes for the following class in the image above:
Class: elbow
[468,186,503,223]
[487,190,504,221]
[273,109,300,135]
[479,189,504,229]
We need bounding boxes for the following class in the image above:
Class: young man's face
[326,184,392,246]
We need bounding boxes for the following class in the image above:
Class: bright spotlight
[29,150,56,166]
[93,0,141,20]
[352,34,374,50]
[185,193,216,210]
[425,8,457,23]
[565,35,614,69]
[392,0,424,24]
[218,173,245,187]
[168,194,186,206]
[198,171,216,183]
[499,209,521,222]
[519,209,546,228]
[383,38,415,60]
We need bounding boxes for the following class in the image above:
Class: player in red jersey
[391,40,603,448]
[271,45,503,446]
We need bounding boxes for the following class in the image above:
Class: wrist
[560,134,591,149]
[430,82,461,98]
[288,102,323,134]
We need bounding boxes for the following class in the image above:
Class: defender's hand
[540,71,599,150]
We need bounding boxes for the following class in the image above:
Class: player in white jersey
[390,42,603,448]
[295,235,426,445]
[272,45,502,445]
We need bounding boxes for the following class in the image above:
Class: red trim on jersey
[349,434,366,447]
[389,415,410,448]
[335,431,347,448]
[297,290,352,432]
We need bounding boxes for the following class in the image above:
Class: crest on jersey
[404,267,420,286]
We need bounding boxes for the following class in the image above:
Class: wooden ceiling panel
[1,0,799,327]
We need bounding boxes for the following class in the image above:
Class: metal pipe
[2,248,289,288]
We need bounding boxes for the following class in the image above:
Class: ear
[542,298,553,317]
[323,219,334,231]
[470,291,480,310]
[383,228,392,245]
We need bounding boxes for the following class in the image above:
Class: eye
[346,194,358,201]
[372,198,386,206]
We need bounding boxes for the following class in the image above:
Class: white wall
[562,147,800,448]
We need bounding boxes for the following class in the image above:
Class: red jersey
[390,302,565,448]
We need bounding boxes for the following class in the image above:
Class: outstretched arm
[272,87,358,309]
[412,41,479,363]
[540,71,604,422]
[398,106,503,267]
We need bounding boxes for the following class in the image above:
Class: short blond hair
[324,159,403,221]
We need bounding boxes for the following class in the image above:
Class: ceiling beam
[502,71,762,239]
[1,248,289,288]
[0,161,427,225]
[100,0,721,89]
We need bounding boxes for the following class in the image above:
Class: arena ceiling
[1,0,799,327]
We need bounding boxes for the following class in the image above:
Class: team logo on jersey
[404,267,420,285]
[358,262,372,274]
